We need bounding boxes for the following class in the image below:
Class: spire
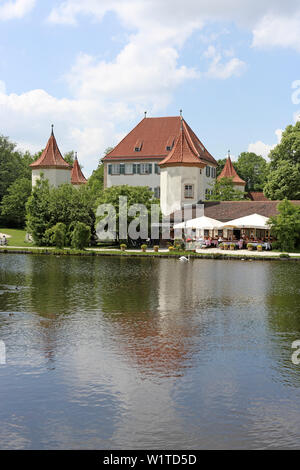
[217,153,245,185]
[160,120,204,168]
[30,128,71,169]
[71,155,87,185]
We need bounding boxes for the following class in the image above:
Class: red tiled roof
[71,156,87,185]
[160,121,205,167]
[30,128,71,169]
[103,116,217,165]
[248,192,270,201]
[170,201,300,223]
[218,156,245,185]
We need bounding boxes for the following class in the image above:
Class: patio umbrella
[174,216,223,230]
[222,213,271,230]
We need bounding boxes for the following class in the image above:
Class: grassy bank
[0,228,32,247]
[0,246,299,261]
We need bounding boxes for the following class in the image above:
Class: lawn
[0,228,32,247]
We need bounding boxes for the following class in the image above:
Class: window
[134,140,143,152]
[154,187,160,199]
[155,163,160,175]
[140,163,152,174]
[111,164,120,175]
[218,230,223,237]
[125,164,133,174]
[199,169,202,174]
[205,188,210,200]
[206,166,211,177]
[184,184,194,199]
[204,230,209,237]
[211,167,216,178]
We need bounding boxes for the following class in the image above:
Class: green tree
[207,177,245,201]
[0,135,34,203]
[269,199,300,252]
[64,151,75,166]
[264,161,300,200]
[26,179,96,246]
[0,177,32,227]
[88,163,104,194]
[264,122,300,200]
[269,122,300,170]
[26,177,52,245]
[236,152,268,191]
[44,222,67,248]
[71,222,91,249]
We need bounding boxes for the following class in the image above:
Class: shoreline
[0,246,299,261]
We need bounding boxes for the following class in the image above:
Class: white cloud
[204,45,246,79]
[0,88,131,175]
[248,129,283,159]
[252,13,300,52]
[49,1,300,52]
[0,0,36,20]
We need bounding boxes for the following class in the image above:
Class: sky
[0,0,300,175]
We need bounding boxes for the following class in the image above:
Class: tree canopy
[264,122,300,200]
[207,177,245,201]
[269,199,300,252]
[235,152,268,191]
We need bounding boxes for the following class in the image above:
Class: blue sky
[0,0,300,175]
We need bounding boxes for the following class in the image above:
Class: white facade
[106,161,161,196]
[32,168,72,188]
[160,165,216,216]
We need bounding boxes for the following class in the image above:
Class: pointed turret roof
[218,156,245,185]
[71,154,87,185]
[159,120,205,168]
[30,126,71,169]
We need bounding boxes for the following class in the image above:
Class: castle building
[30,126,87,188]
[218,154,246,192]
[102,114,217,215]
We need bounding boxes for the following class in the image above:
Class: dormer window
[134,140,143,152]
[166,137,175,152]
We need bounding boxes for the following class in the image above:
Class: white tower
[30,125,72,188]
[159,117,206,216]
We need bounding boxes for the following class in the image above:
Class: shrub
[153,245,159,252]
[120,243,127,251]
[279,253,290,258]
[168,246,175,251]
[269,200,300,252]
[71,222,91,249]
[141,244,147,252]
[44,223,66,248]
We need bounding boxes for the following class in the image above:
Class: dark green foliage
[207,177,245,201]
[235,152,268,191]
[269,199,300,252]
[264,122,300,200]
[0,178,32,227]
[71,222,91,249]
[26,178,95,246]
[44,222,67,248]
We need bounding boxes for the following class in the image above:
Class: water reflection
[0,254,300,449]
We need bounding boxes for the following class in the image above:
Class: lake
[0,254,300,449]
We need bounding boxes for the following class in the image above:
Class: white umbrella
[222,213,271,230]
[174,216,223,230]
